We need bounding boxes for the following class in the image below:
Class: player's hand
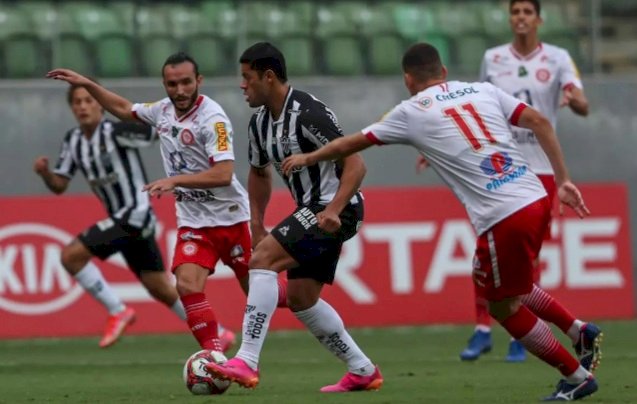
[416,155,429,173]
[281,154,314,176]
[317,208,341,233]
[250,225,269,249]
[560,88,574,108]
[557,181,590,218]
[46,68,91,86]
[33,156,50,175]
[143,178,176,198]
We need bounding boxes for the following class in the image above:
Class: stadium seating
[0,0,589,78]
[316,6,364,75]
[0,6,45,78]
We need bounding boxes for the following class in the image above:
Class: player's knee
[60,243,88,273]
[175,273,202,296]
[488,298,521,321]
[248,247,273,269]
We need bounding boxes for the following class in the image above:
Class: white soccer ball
[182,350,231,395]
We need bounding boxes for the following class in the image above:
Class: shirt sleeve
[297,101,344,146]
[361,103,409,146]
[111,121,157,148]
[248,114,270,168]
[558,50,583,91]
[52,130,77,178]
[131,100,163,126]
[491,85,528,125]
[203,111,235,164]
[479,53,489,82]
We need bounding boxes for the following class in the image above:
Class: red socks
[500,305,579,376]
[474,284,491,327]
[181,292,221,351]
[522,285,576,334]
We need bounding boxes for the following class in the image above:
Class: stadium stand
[0,0,627,78]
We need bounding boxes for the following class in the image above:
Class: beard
[171,89,199,113]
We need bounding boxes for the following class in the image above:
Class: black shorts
[271,198,364,284]
[78,217,164,277]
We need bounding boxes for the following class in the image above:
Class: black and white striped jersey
[54,119,157,229]
[248,87,362,207]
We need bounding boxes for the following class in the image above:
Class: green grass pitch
[0,321,634,403]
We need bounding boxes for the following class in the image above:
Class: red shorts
[472,197,551,301]
[537,174,556,240]
[172,221,251,279]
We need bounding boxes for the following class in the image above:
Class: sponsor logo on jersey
[174,189,216,202]
[518,66,528,77]
[180,128,195,145]
[479,152,529,191]
[171,126,180,138]
[435,87,479,102]
[215,122,228,151]
[417,97,433,110]
[536,68,551,83]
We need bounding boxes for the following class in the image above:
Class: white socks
[294,298,375,376]
[567,320,585,344]
[170,299,187,321]
[236,269,279,370]
[74,262,125,315]
[566,366,592,384]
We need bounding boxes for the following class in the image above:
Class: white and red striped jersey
[362,81,546,235]
[132,95,249,228]
[480,43,583,174]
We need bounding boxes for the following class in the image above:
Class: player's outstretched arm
[517,107,590,218]
[561,86,589,116]
[143,161,234,197]
[281,132,373,176]
[33,156,69,194]
[47,69,135,122]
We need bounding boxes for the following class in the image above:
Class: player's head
[401,43,448,95]
[67,78,104,129]
[162,52,202,114]
[509,0,542,37]
[239,42,288,108]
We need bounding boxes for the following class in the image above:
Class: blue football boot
[574,323,603,372]
[460,330,492,361]
[505,339,527,362]
[543,376,598,401]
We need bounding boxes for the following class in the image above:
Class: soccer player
[46,52,287,353]
[206,42,382,393]
[33,81,186,348]
[459,0,592,362]
[281,43,598,400]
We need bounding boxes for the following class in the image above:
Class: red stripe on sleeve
[364,131,385,145]
[562,83,575,91]
[509,103,527,126]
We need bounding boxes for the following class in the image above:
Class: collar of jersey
[175,95,204,122]
[509,42,543,61]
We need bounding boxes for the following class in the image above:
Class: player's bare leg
[61,239,134,347]
[138,270,186,320]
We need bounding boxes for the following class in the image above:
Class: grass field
[0,320,635,403]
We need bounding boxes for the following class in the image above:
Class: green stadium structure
[0,0,585,78]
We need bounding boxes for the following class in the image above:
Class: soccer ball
[182,350,232,395]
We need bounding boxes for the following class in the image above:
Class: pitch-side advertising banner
[0,184,633,338]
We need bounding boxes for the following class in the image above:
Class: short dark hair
[510,0,541,15]
[162,51,199,77]
[239,42,288,82]
[402,43,443,82]
[67,77,100,105]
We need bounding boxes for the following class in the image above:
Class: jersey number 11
[443,103,496,151]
